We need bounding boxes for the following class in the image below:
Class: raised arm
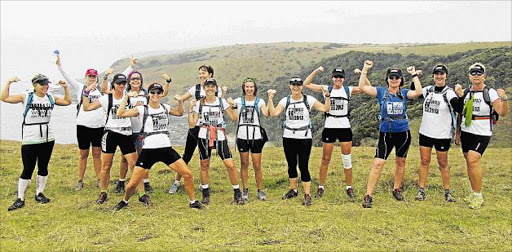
[188,100,199,128]
[493,89,509,117]
[161,74,172,97]
[169,95,184,116]
[82,83,102,111]
[359,61,377,97]
[101,68,114,94]
[259,99,269,117]
[349,69,364,95]
[55,55,81,92]
[225,98,239,122]
[406,66,423,99]
[267,89,284,117]
[312,87,331,112]
[303,66,326,93]
[117,91,139,117]
[0,77,25,104]
[54,80,72,106]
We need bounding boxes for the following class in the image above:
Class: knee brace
[342,154,352,169]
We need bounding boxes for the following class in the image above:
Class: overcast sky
[1,1,511,87]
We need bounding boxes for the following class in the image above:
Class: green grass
[1,140,511,251]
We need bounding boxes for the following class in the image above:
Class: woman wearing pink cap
[56,55,105,190]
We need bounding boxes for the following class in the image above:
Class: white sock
[174,180,180,185]
[346,185,352,190]
[123,199,128,204]
[17,178,31,200]
[474,192,482,197]
[232,184,240,190]
[293,189,298,193]
[119,179,125,182]
[202,184,209,189]
[36,175,48,195]
[143,179,149,183]
[190,200,196,204]
[318,185,324,190]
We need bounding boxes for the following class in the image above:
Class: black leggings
[182,126,200,164]
[282,138,312,182]
[20,141,55,179]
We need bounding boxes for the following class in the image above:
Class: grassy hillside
[1,140,511,251]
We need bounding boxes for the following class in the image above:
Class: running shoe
[393,188,404,201]
[139,194,150,206]
[113,181,125,193]
[302,194,312,206]
[201,188,210,204]
[168,181,180,194]
[234,189,244,205]
[96,192,108,204]
[35,193,51,204]
[463,193,474,203]
[76,180,84,191]
[362,195,373,208]
[469,193,484,209]
[315,187,324,198]
[144,182,153,194]
[242,188,249,202]
[415,190,426,201]
[445,192,456,203]
[282,189,298,200]
[256,190,267,201]
[114,200,128,211]
[189,200,204,209]
[346,188,356,198]
[7,198,25,211]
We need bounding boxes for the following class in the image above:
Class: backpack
[283,94,312,136]
[425,85,457,136]
[462,85,499,130]
[325,85,351,118]
[140,104,170,138]
[22,92,55,142]
[378,88,408,132]
[195,84,219,100]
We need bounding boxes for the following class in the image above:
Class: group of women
[1,56,508,211]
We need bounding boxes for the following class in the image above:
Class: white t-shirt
[21,92,56,145]
[128,90,148,133]
[187,84,223,101]
[57,66,105,128]
[98,94,132,136]
[278,95,318,139]
[419,85,457,139]
[193,97,229,141]
[321,85,353,129]
[234,97,266,140]
[137,104,172,149]
[461,87,500,136]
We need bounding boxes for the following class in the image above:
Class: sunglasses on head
[243,78,256,84]
[388,75,401,80]
[470,71,484,76]
[130,77,141,81]
[333,75,344,79]
[150,90,162,95]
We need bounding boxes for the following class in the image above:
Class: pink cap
[85,69,98,76]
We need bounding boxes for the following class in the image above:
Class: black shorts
[460,131,491,156]
[375,130,411,160]
[236,138,265,153]
[419,133,451,152]
[101,130,136,155]
[136,147,182,169]
[197,139,232,160]
[77,125,104,150]
[322,128,353,143]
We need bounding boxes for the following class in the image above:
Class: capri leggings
[282,138,312,182]
[20,141,55,179]
[182,126,200,164]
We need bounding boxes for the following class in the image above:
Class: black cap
[148,83,164,92]
[386,68,403,78]
[289,77,303,85]
[204,78,217,86]
[470,64,485,74]
[432,65,448,74]
[113,73,128,84]
[332,67,345,77]
[31,74,51,85]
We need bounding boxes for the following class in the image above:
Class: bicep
[305,83,324,93]
[3,94,25,104]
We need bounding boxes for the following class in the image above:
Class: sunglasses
[36,82,49,86]
[130,77,141,81]
[115,82,127,86]
[150,90,163,95]
[333,75,344,79]
[470,71,484,76]
[290,82,303,86]
[388,75,401,80]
